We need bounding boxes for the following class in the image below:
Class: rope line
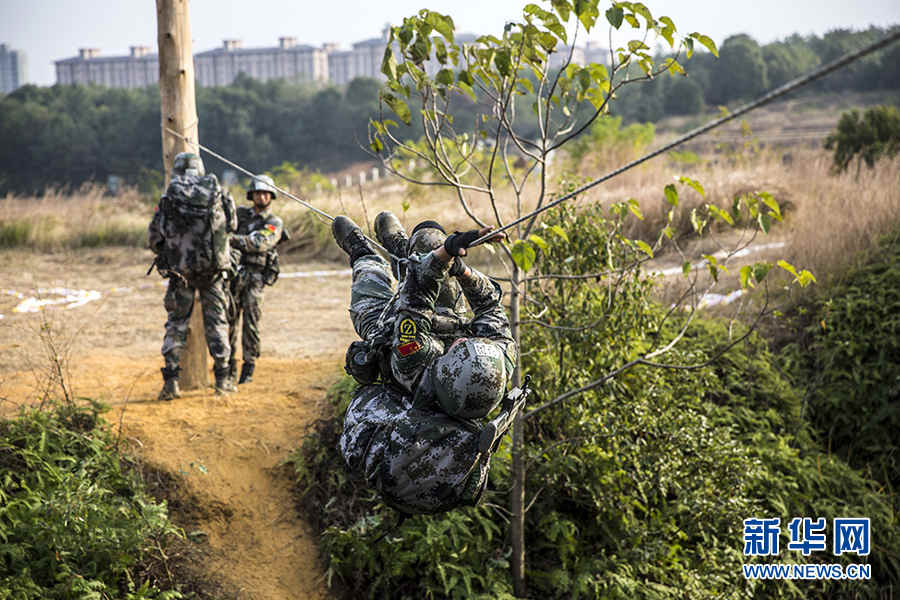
[468,29,900,248]
[163,126,394,258]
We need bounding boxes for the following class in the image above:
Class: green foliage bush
[290,206,899,599]
[0,402,183,599]
[784,231,900,490]
[825,105,900,177]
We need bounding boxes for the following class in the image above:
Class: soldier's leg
[159,278,194,400]
[238,275,265,384]
[349,254,395,340]
[227,276,243,380]
[198,276,234,393]
[161,278,195,371]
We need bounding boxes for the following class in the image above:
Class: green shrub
[0,402,183,599]
[290,208,899,599]
[784,231,900,489]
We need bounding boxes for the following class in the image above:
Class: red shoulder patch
[266,224,277,232]
[397,341,421,357]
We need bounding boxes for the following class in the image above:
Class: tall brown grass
[3,142,898,293]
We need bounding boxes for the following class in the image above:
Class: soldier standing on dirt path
[332,212,524,514]
[227,174,287,385]
[148,152,238,400]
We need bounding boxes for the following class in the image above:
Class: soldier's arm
[389,250,450,393]
[456,266,517,373]
[231,215,283,254]
[147,196,166,254]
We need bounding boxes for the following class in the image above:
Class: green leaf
[758,212,771,234]
[401,199,410,213]
[690,207,704,234]
[518,77,535,95]
[685,37,694,59]
[528,234,548,251]
[753,262,772,283]
[627,198,643,220]
[549,224,569,242]
[635,240,653,258]
[739,265,753,289]
[624,13,640,28]
[691,32,718,57]
[628,40,649,53]
[511,240,537,272]
[436,68,454,86]
[494,49,512,77]
[381,47,398,80]
[664,225,674,239]
[551,0,571,21]
[664,184,678,206]
[605,6,624,28]
[369,136,383,153]
[676,175,706,198]
[381,93,411,125]
[757,191,782,221]
[682,260,691,276]
[778,259,799,279]
[574,0,600,30]
[665,58,685,76]
[425,11,455,42]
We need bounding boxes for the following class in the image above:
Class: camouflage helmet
[246,174,278,200]
[431,338,508,419]
[172,152,205,176]
[408,220,446,255]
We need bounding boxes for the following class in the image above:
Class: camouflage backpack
[339,378,530,515]
[159,173,232,284]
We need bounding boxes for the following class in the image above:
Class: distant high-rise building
[194,37,328,87]
[0,43,27,94]
[326,27,391,86]
[55,46,158,88]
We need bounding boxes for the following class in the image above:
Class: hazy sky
[2,0,898,86]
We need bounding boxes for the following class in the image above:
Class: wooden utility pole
[157,0,207,390]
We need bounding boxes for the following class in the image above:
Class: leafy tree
[824,105,900,178]
[366,1,812,594]
[761,37,818,88]
[707,34,768,105]
[663,75,705,115]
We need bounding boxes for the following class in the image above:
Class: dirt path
[0,248,361,599]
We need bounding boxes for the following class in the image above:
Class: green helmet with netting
[431,338,508,419]
[246,174,278,200]
[172,152,205,176]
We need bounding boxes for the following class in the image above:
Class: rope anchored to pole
[163,126,396,259]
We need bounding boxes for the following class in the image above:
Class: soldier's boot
[214,366,237,395]
[158,367,181,401]
[374,211,409,280]
[332,216,375,266]
[227,360,238,382]
[238,361,255,385]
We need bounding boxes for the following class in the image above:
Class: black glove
[443,230,483,257]
[448,256,468,277]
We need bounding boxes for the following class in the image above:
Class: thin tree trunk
[157,0,207,389]
[510,264,526,597]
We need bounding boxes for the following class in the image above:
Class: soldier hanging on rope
[333,211,530,515]
[227,174,289,385]
[148,152,238,399]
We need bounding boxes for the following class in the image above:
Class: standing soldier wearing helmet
[331,212,527,515]
[227,174,287,385]
[148,152,238,400]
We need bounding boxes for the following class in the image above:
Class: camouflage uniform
[148,173,237,377]
[228,206,284,370]
[339,251,517,514]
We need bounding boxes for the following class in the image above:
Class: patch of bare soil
[0,247,361,599]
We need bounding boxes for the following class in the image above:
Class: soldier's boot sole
[332,216,375,265]
[374,211,409,279]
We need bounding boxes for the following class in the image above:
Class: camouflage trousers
[228,268,266,366]
[348,254,396,340]
[161,275,232,372]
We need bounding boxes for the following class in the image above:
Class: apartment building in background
[55,46,158,88]
[0,43,27,94]
[53,32,608,89]
[194,37,328,86]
